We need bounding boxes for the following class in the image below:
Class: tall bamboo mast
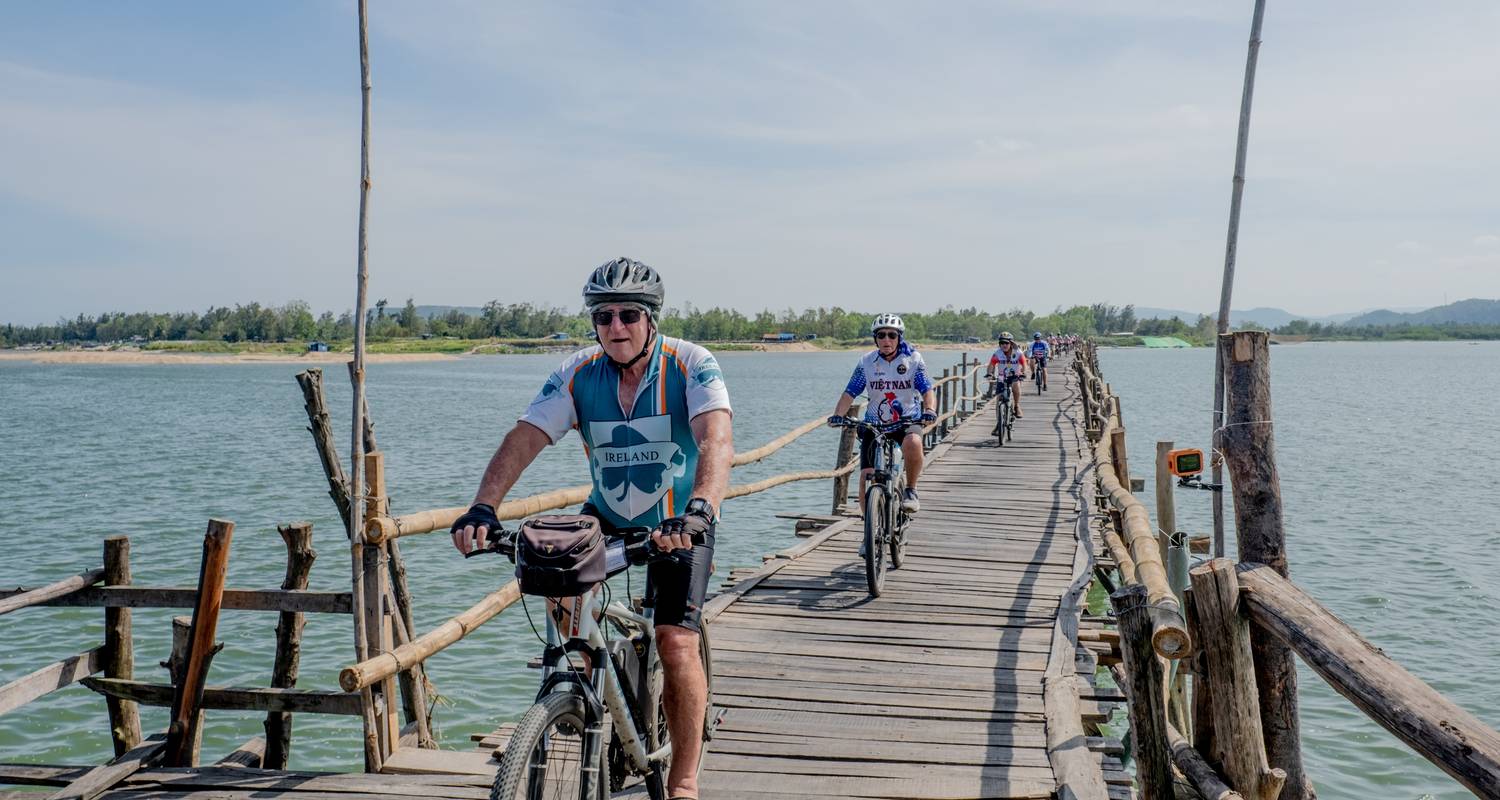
[1211,0,1268,559]
[349,0,378,771]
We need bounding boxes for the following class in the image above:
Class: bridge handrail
[1074,345,1189,660]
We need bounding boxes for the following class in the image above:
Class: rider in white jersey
[1029,331,1051,391]
[986,331,1030,420]
[827,313,935,516]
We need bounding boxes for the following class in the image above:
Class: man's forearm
[922,390,936,412]
[689,410,732,511]
[833,393,854,417]
[473,422,550,508]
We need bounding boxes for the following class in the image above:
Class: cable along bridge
[4,340,1500,800]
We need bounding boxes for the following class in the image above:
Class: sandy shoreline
[0,350,459,365]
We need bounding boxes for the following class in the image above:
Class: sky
[1,1,1498,325]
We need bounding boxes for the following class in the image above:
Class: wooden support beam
[831,402,862,514]
[45,733,165,800]
[0,587,351,614]
[0,649,103,717]
[102,537,141,756]
[1185,588,1217,765]
[264,523,316,770]
[1189,559,1285,800]
[165,519,233,768]
[1219,330,1309,799]
[1239,563,1500,798]
[1111,584,1172,799]
[215,737,266,768]
[341,581,521,692]
[0,569,104,617]
[82,678,366,716]
[294,368,353,527]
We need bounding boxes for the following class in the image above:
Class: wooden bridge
[7,338,1500,800]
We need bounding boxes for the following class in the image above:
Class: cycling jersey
[989,347,1027,378]
[520,335,731,530]
[843,342,932,424]
[1030,340,1051,360]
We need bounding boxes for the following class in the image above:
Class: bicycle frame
[534,555,672,774]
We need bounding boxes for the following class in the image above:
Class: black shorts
[580,503,714,635]
[858,423,923,471]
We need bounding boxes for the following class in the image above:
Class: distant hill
[1343,298,1500,327]
[1134,305,1429,328]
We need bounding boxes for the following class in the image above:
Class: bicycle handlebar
[462,526,706,566]
[834,418,915,434]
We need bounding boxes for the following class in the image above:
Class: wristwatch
[685,497,717,522]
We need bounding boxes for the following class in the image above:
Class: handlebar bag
[516,514,606,597]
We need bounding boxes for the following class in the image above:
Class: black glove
[827,414,846,428]
[451,503,502,553]
[920,409,937,424]
[655,512,715,554]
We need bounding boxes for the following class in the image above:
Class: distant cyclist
[449,257,731,800]
[986,332,1029,422]
[1029,332,1051,391]
[827,314,935,518]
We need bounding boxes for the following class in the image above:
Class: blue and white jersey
[1029,340,1051,359]
[843,342,932,424]
[520,336,731,530]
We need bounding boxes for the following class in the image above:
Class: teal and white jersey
[519,336,731,530]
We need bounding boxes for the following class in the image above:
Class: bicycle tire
[491,690,606,800]
[1035,369,1043,395]
[862,485,887,596]
[889,478,907,569]
[995,395,1007,448]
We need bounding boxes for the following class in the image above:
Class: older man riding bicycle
[450,257,731,800]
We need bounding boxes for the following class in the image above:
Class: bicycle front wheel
[492,691,607,800]
[996,398,1007,447]
[863,485,888,596]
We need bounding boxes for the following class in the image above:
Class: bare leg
[1012,381,1023,415]
[901,433,924,488]
[658,624,707,799]
[858,467,873,502]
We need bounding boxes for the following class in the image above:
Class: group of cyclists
[447,257,1077,799]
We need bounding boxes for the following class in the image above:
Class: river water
[0,343,1495,798]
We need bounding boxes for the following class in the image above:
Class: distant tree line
[3,300,1151,347]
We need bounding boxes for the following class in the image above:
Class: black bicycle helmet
[582,257,664,314]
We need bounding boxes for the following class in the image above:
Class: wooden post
[939,367,950,441]
[165,519,233,768]
[831,403,861,514]
[1185,588,1217,761]
[295,369,352,526]
[363,452,401,759]
[1110,428,1130,491]
[102,537,141,756]
[1219,330,1309,799]
[1111,584,1172,799]
[165,617,211,768]
[1154,441,1176,567]
[263,523,316,770]
[1189,559,1286,800]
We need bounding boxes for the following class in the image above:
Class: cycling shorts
[858,423,924,471]
[580,503,714,635]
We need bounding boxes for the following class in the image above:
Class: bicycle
[835,418,912,596]
[468,527,714,800]
[990,375,1017,446]
[1033,356,1048,394]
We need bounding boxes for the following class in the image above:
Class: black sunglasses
[874,331,900,340]
[591,309,644,326]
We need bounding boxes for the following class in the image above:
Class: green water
[1,344,1496,798]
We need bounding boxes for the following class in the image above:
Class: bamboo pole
[102,537,141,756]
[1212,0,1269,562]
[264,523,315,770]
[342,582,522,692]
[0,569,105,617]
[164,519,233,768]
[349,0,379,773]
[1219,331,1308,798]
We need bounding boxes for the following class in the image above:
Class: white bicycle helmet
[870,313,905,335]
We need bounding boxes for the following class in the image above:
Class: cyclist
[827,314,935,520]
[986,332,1029,422]
[1029,331,1051,391]
[450,257,731,800]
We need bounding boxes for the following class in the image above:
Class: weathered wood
[1189,559,1285,800]
[165,617,211,766]
[83,678,366,716]
[102,537,141,756]
[1219,330,1308,799]
[1111,583,1171,800]
[1185,588,1217,764]
[45,734,165,800]
[165,519,233,768]
[265,523,316,770]
[294,368,353,527]
[0,648,103,716]
[215,737,266,768]
[1044,484,1109,800]
[341,581,521,693]
[1154,441,1176,568]
[1239,562,1500,798]
[0,586,351,614]
[1168,723,1243,800]
[0,568,104,617]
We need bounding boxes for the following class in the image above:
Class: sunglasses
[874,331,900,340]
[591,309,644,326]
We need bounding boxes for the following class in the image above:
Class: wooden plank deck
[7,357,1123,800]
